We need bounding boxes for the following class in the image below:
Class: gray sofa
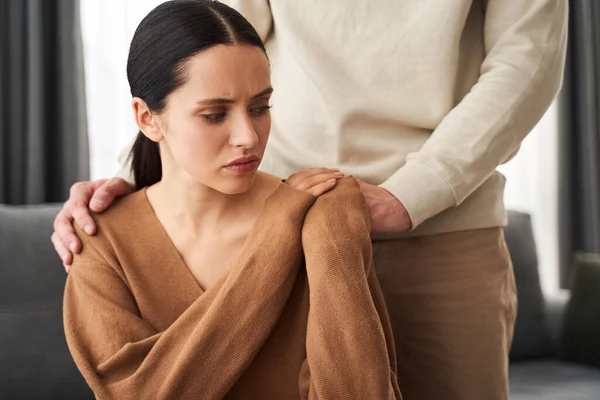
[0,204,92,399]
[1,203,599,399]
[504,212,600,400]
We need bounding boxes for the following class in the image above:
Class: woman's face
[155,44,272,195]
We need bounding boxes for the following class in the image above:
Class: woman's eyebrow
[195,87,273,106]
[251,87,274,99]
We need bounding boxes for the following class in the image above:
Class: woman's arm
[299,178,401,399]
[64,185,316,400]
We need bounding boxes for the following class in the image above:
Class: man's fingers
[51,232,73,270]
[287,168,339,185]
[53,208,73,233]
[69,181,98,204]
[89,178,134,212]
[53,208,83,251]
[52,177,127,270]
[55,223,83,254]
[70,204,97,236]
[302,167,340,177]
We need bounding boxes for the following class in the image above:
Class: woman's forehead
[178,45,270,97]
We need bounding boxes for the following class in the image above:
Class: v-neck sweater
[63,177,401,399]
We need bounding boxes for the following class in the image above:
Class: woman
[63,1,401,399]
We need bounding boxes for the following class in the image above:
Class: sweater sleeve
[298,177,401,399]
[380,0,568,229]
[63,186,315,400]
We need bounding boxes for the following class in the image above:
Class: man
[52,1,568,398]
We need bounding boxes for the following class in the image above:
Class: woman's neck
[146,172,279,239]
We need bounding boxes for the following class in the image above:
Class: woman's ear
[132,98,163,142]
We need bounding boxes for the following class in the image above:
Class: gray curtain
[0,0,89,205]
[558,0,600,287]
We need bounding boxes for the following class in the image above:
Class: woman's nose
[229,115,259,148]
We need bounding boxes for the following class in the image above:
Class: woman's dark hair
[127,0,267,189]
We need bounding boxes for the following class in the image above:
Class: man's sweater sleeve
[380,0,568,230]
[115,141,135,183]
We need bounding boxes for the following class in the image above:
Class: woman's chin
[216,174,258,195]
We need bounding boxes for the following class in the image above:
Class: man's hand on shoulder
[51,177,135,273]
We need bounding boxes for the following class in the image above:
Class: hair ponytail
[129,131,162,190]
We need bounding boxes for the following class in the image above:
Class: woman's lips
[224,159,259,174]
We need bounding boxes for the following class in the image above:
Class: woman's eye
[201,112,227,123]
[250,105,272,117]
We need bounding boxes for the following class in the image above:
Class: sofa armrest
[544,289,570,355]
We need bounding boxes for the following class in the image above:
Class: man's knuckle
[297,182,310,191]
[105,177,120,188]
[70,181,86,194]
[71,199,88,209]
[53,215,65,230]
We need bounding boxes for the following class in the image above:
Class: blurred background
[1,1,599,399]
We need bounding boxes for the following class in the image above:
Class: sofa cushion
[504,211,553,360]
[0,204,69,306]
[509,360,600,400]
[560,252,600,368]
[0,204,92,399]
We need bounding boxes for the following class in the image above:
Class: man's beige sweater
[120,0,568,236]
[223,0,568,236]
